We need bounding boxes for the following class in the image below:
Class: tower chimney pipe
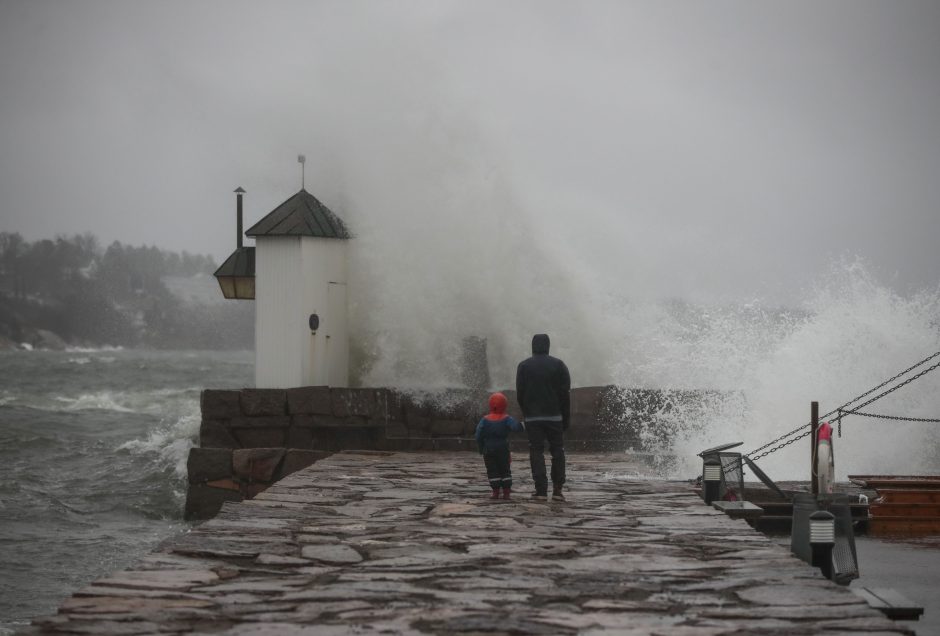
[234,187,245,249]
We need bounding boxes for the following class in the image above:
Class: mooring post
[811,401,819,496]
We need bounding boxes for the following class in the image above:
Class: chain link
[742,421,812,459]
[842,410,940,423]
[747,429,812,462]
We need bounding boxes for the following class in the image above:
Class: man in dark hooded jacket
[516,334,571,500]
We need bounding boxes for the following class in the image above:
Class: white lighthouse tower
[244,188,351,388]
[214,179,351,389]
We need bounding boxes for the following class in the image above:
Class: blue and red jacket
[475,392,523,454]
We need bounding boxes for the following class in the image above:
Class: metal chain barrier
[841,410,940,423]
[729,350,940,470]
[836,359,940,416]
[742,421,812,460]
[822,350,940,421]
[747,428,812,462]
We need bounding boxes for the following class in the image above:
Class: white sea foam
[118,407,201,481]
[67,357,92,365]
[32,387,198,415]
[53,392,136,413]
[64,345,125,353]
[150,387,202,398]
[606,259,940,481]
[359,252,940,481]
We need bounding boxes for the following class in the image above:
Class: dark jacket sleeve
[557,361,571,429]
[515,362,526,416]
[474,419,485,454]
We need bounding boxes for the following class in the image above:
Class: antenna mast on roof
[298,154,306,190]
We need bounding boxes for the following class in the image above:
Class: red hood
[818,421,833,442]
[485,392,508,421]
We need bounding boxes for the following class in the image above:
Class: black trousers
[483,447,512,489]
[526,421,566,495]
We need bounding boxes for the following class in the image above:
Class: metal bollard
[702,458,722,504]
[809,510,836,580]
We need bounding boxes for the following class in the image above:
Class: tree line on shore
[0,232,253,350]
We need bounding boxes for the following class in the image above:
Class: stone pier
[185,386,727,519]
[27,452,911,635]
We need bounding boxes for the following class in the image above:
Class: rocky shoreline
[0,329,71,351]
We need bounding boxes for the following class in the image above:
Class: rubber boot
[490,488,500,499]
[502,487,512,500]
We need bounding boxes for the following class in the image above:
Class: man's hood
[532,334,550,355]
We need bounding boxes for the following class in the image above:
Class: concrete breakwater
[29,452,910,635]
[186,386,718,519]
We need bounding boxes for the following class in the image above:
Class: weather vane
[298,154,306,189]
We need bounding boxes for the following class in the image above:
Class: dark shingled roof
[245,189,351,239]
[213,246,255,278]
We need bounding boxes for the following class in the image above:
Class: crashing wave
[64,345,125,353]
[53,393,136,413]
[118,408,201,481]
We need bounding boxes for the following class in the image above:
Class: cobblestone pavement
[25,452,911,635]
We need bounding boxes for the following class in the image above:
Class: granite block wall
[186,385,715,519]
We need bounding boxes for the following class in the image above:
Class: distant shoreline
[0,233,253,351]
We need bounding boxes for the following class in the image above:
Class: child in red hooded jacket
[474,392,524,499]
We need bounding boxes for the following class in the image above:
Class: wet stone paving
[26,452,911,635]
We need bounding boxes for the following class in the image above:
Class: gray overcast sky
[1,0,938,304]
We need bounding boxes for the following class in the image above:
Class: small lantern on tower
[214,187,256,300]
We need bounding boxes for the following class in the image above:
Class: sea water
[0,349,252,633]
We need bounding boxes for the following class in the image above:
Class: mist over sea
[0,349,252,634]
